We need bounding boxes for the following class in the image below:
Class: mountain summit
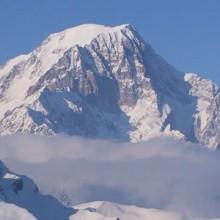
[0,24,219,148]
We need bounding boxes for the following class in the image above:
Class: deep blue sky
[0,0,219,83]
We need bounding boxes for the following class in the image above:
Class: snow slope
[73,201,184,220]
[0,200,187,220]
[0,202,37,220]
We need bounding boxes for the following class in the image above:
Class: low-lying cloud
[0,134,220,218]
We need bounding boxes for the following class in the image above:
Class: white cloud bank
[0,134,220,218]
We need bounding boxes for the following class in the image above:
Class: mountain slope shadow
[142,45,198,142]
[28,85,133,140]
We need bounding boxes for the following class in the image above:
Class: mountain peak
[0,23,219,148]
[43,23,135,49]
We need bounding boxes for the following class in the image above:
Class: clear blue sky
[0,0,220,83]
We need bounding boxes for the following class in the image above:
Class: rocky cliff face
[0,24,219,148]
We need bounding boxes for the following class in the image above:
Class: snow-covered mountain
[1,160,218,220]
[0,160,76,220]
[0,24,219,148]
